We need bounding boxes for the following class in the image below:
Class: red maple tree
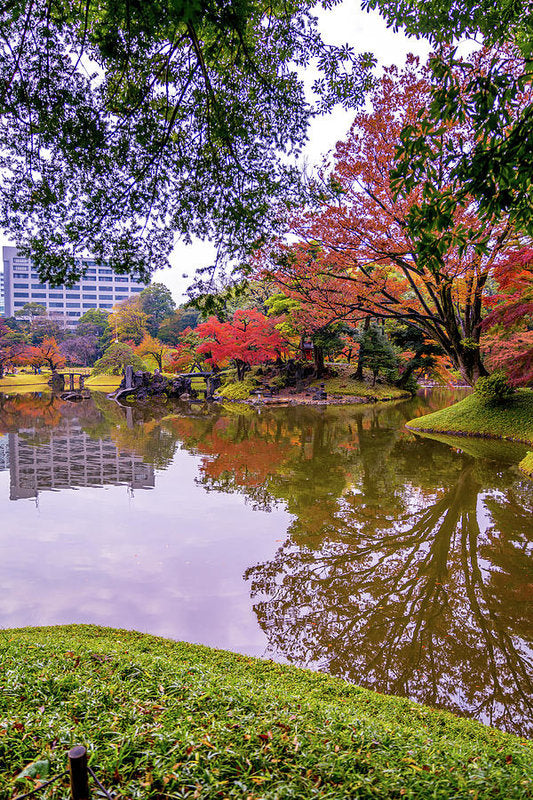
[195,309,286,380]
[481,248,533,385]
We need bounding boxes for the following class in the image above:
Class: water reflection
[0,390,531,735]
[0,394,154,499]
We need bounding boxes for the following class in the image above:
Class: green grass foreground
[1,626,532,800]
[406,389,533,478]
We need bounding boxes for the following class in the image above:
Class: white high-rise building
[0,270,5,316]
[2,247,148,327]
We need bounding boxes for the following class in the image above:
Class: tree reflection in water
[239,414,533,737]
[1,391,531,735]
[163,396,533,736]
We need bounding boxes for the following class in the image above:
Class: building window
[83,294,97,300]
[131,287,143,292]
[66,302,80,308]
[100,303,113,308]
[99,276,113,282]
[49,302,64,307]
[49,293,64,298]
[99,294,113,300]
[13,283,29,288]
[115,276,129,282]
[30,293,47,298]
[99,268,112,274]
[67,311,81,317]
[83,276,96,282]
[13,257,28,263]
[32,283,47,289]
[14,292,29,297]
[14,301,26,307]
[83,303,97,308]
[13,272,29,278]
[66,293,80,299]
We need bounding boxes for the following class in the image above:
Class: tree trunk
[354,316,371,380]
[453,345,488,385]
[313,345,325,377]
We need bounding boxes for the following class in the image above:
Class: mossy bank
[1,625,532,800]
[406,389,533,478]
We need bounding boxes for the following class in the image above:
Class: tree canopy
[362,1,533,235]
[261,58,518,384]
[0,0,373,284]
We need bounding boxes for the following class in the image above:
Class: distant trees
[27,338,66,372]
[158,307,200,345]
[109,299,149,344]
[138,284,176,335]
[60,336,99,367]
[92,343,145,375]
[135,334,173,372]
[30,317,65,345]
[0,322,26,378]
[76,309,112,339]
[14,302,47,324]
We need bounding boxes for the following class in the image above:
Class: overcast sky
[155,1,431,302]
[1,1,432,303]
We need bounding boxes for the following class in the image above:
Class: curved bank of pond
[406,389,533,478]
[2,624,533,800]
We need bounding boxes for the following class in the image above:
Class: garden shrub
[218,382,252,400]
[475,371,515,404]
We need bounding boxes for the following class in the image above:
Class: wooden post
[79,375,85,389]
[68,745,90,800]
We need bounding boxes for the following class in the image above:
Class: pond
[0,389,532,737]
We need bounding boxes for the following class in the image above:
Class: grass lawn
[318,377,409,401]
[312,365,410,401]
[84,375,122,390]
[1,625,532,800]
[0,373,51,391]
[406,388,533,478]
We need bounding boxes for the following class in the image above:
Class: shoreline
[405,389,533,479]
[228,388,413,407]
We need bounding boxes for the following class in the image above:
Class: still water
[0,390,532,736]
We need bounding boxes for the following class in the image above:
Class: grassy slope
[317,377,409,401]
[1,626,532,800]
[313,365,410,401]
[406,389,533,477]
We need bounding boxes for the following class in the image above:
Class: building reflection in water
[2,423,154,500]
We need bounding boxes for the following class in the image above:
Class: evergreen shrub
[475,371,515,405]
